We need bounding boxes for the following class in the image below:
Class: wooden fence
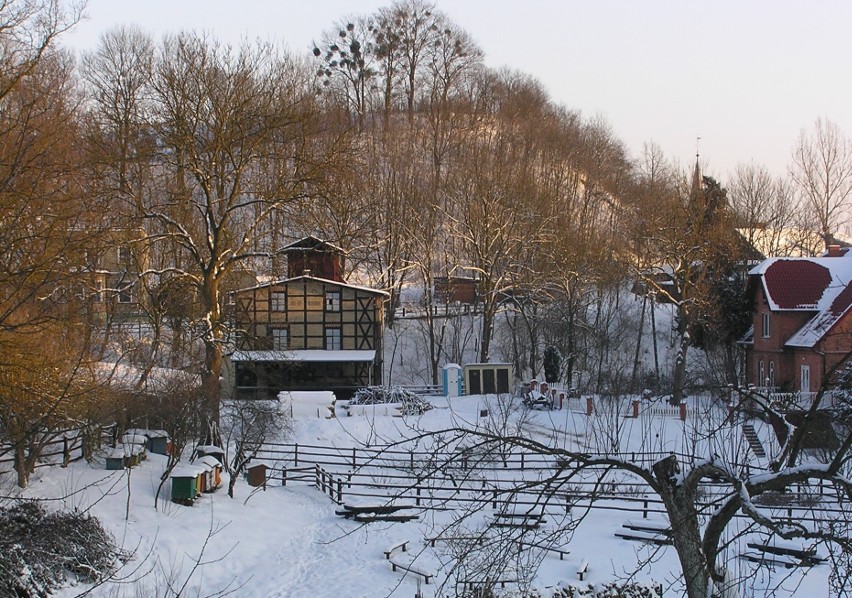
[253,441,848,527]
[0,426,116,470]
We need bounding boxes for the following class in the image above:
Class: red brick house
[741,245,852,394]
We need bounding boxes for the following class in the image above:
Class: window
[757,360,765,387]
[118,245,132,264]
[325,290,341,312]
[762,312,771,338]
[271,291,286,311]
[92,278,103,303]
[118,284,133,304]
[271,328,288,350]
[768,361,776,388]
[801,365,811,393]
[325,326,341,350]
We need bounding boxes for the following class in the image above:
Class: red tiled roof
[763,260,831,309]
[830,284,852,316]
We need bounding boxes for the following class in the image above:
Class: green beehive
[171,466,202,505]
[105,447,125,470]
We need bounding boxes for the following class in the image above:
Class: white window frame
[801,364,811,393]
[325,290,341,312]
[271,291,286,311]
[758,360,765,387]
[761,312,771,338]
[271,327,288,350]
[768,361,776,388]
[325,326,341,350]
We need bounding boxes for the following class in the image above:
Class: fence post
[337,478,343,504]
[586,397,594,416]
[352,447,357,470]
[520,453,525,471]
[294,443,299,467]
[643,499,648,519]
[314,463,320,493]
[62,436,70,467]
[679,402,687,421]
[282,467,287,487]
[416,477,421,507]
[492,490,498,509]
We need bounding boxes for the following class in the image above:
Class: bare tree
[790,118,852,248]
[86,34,348,438]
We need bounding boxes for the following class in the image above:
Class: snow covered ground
[5,392,831,597]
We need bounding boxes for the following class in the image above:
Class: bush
[0,500,119,597]
[350,386,433,415]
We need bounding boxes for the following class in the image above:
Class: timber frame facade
[228,238,386,400]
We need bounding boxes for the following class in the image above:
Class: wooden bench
[425,534,487,548]
[491,511,545,529]
[517,540,569,560]
[622,519,672,536]
[457,579,518,591]
[335,503,414,516]
[614,529,673,546]
[577,559,589,581]
[336,503,418,523]
[740,551,808,569]
[389,558,433,584]
[744,541,824,566]
[384,540,409,559]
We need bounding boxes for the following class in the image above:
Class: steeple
[690,144,702,202]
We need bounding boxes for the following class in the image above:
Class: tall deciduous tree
[791,118,852,248]
[84,33,347,437]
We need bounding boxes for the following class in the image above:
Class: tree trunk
[672,323,689,405]
[15,444,28,489]
[652,456,711,598]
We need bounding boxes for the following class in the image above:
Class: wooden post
[62,436,70,467]
[520,453,525,471]
[294,443,299,467]
[679,402,687,421]
[351,447,357,469]
[632,400,640,418]
[282,467,287,487]
[643,499,648,519]
[586,396,594,416]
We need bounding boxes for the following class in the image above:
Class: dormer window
[761,312,771,338]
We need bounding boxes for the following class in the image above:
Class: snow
[4,392,832,597]
[229,349,377,362]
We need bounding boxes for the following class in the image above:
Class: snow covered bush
[350,386,433,414]
[0,501,119,597]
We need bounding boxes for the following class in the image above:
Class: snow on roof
[230,349,377,363]
[231,274,389,297]
[750,250,852,347]
[281,236,346,254]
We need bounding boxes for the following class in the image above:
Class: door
[468,369,481,395]
[801,365,810,393]
[483,369,496,394]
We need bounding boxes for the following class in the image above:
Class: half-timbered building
[229,237,387,400]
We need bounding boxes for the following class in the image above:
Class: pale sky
[64,0,852,182]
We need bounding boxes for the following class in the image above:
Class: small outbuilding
[463,363,513,395]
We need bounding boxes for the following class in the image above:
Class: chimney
[828,244,842,257]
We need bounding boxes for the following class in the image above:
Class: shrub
[0,500,119,597]
[350,386,433,414]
